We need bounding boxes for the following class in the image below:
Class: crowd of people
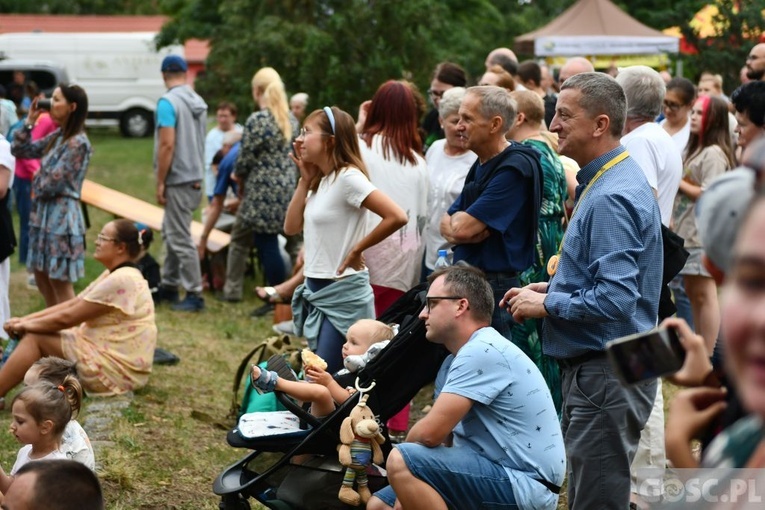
[0,41,765,508]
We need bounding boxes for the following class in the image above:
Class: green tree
[673,0,763,91]
[156,0,564,117]
[0,0,162,14]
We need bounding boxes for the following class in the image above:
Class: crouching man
[368,265,565,510]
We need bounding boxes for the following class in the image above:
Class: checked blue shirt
[542,145,663,359]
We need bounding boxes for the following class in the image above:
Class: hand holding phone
[606,327,686,385]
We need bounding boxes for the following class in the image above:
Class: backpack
[229,335,303,420]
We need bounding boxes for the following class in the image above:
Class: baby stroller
[213,283,448,510]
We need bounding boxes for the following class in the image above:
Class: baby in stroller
[249,319,394,418]
[214,284,448,510]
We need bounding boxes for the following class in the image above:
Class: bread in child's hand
[302,349,328,371]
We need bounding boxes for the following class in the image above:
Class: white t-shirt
[62,419,96,470]
[303,167,376,279]
[423,139,475,269]
[11,445,67,475]
[0,138,14,340]
[360,134,429,292]
[621,123,683,226]
[660,117,691,156]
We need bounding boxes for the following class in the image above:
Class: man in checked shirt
[502,72,663,509]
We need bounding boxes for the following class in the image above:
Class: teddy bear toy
[338,394,385,506]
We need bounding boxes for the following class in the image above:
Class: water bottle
[0,337,19,367]
[434,249,451,269]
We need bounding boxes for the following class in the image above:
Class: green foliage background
[3,0,764,112]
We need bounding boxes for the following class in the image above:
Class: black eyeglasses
[424,296,463,314]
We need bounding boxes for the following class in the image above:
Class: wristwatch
[24,123,34,131]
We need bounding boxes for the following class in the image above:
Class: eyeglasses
[427,89,445,99]
[663,100,684,111]
[96,233,118,243]
[424,296,463,314]
[298,127,332,138]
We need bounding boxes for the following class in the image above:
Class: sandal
[256,286,285,304]
[250,355,298,393]
[250,365,279,394]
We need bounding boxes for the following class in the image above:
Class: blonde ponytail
[252,67,293,145]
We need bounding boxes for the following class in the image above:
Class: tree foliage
[0,0,162,14]
[674,0,763,91]
[156,0,567,117]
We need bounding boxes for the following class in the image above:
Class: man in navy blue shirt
[440,86,542,340]
[503,73,663,509]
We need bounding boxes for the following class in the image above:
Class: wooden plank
[80,179,231,253]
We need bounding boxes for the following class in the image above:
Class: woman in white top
[284,106,406,373]
[661,77,696,154]
[423,87,475,277]
[358,81,429,316]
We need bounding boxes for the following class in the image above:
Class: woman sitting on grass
[1,220,157,406]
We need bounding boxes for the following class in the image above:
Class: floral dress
[61,267,157,395]
[234,109,298,233]
[515,138,567,412]
[11,128,91,282]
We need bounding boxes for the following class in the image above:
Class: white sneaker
[272,320,295,336]
[26,275,37,290]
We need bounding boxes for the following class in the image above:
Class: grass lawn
[5,128,277,509]
[3,128,683,509]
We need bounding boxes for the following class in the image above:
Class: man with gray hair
[504,73,663,509]
[617,65,682,225]
[440,86,543,341]
[617,64,683,506]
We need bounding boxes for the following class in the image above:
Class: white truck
[0,32,185,137]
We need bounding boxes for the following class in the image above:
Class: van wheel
[120,108,153,138]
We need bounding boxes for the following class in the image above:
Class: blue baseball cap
[161,55,188,73]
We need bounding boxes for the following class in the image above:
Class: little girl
[250,319,394,418]
[23,356,95,470]
[0,374,83,493]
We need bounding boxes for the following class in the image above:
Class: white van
[0,32,185,137]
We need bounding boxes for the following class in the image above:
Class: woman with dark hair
[672,95,736,352]
[1,220,157,404]
[661,77,697,154]
[11,84,92,307]
[421,62,467,152]
[359,80,429,315]
[285,106,406,373]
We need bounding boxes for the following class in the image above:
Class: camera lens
[37,99,52,111]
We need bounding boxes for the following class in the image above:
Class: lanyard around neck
[547,151,629,277]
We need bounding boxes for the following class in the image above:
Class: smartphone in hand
[606,327,686,385]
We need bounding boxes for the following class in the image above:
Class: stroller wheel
[219,494,250,510]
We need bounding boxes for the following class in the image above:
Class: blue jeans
[12,177,32,264]
[374,444,519,510]
[305,277,346,374]
[669,275,694,330]
[253,233,285,287]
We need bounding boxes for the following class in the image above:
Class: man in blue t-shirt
[369,265,565,510]
[153,55,208,312]
[440,86,542,341]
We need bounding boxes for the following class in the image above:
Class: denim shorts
[373,444,518,510]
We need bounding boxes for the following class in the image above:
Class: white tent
[515,0,679,56]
